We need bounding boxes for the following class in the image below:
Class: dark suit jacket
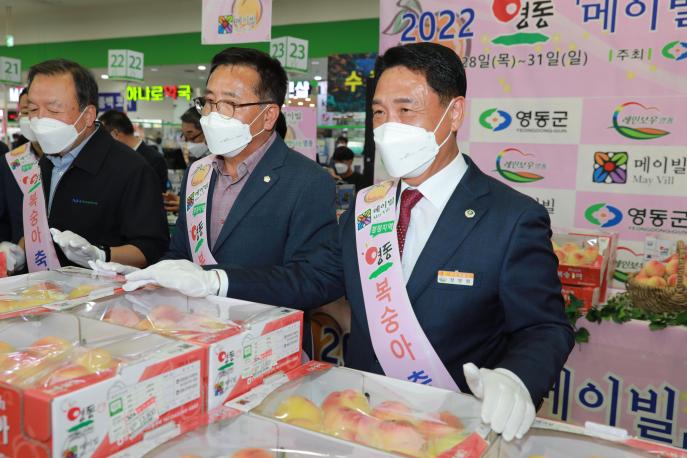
[340,155,574,406]
[0,129,169,266]
[165,136,344,310]
[136,141,169,191]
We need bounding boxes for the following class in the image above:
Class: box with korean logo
[0,267,122,319]
[0,311,205,458]
[228,361,492,458]
[552,228,619,302]
[483,419,687,458]
[68,288,304,411]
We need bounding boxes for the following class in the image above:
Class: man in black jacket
[99,109,169,191]
[0,59,168,271]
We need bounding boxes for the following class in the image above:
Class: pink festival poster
[283,106,317,161]
[202,0,272,44]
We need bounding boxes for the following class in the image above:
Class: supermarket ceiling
[0,0,378,45]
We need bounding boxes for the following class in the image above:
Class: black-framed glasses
[184,130,204,142]
[193,96,277,118]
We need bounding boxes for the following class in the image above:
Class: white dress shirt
[399,153,468,281]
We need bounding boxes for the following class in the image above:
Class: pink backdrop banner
[202,0,272,44]
[574,191,687,242]
[541,319,687,450]
[469,142,578,190]
[283,106,317,161]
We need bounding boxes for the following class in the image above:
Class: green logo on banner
[192,203,206,216]
[21,163,33,172]
[370,221,394,237]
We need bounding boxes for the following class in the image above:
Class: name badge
[437,270,474,286]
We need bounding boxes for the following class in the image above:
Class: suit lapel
[405,156,491,303]
[211,138,287,252]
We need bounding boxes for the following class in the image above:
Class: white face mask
[334,162,349,175]
[200,107,267,158]
[374,101,454,179]
[19,117,37,142]
[30,110,87,155]
[187,142,210,159]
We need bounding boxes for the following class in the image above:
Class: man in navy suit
[99,48,343,314]
[339,43,574,441]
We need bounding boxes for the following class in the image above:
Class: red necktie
[397,188,423,258]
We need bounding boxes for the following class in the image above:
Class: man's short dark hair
[209,47,288,106]
[27,59,99,111]
[332,146,354,162]
[335,135,348,145]
[275,111,287,139]
[374,43,467,104]
[19,87,28,97]
[99,110,134,135]
[180,107,202,129]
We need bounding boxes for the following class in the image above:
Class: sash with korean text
[185,156,218,265]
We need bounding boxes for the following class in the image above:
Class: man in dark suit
[99,109,169,191]
[0,59,168,272]
[339,43,574,441]
[111,48,343,313]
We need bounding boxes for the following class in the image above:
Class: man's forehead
[374,69,432,103]
[206,64,259,96]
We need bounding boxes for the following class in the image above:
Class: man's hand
[0,242,26,273]
[123,259,226,297]
[50,228,106,268]
[463,363,536,441]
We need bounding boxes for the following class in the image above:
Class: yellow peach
[321,389,370,414]
[274,395,322,425]
[642,260,666,278]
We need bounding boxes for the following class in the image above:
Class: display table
[540,318,687,450]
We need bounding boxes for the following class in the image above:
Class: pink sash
[185,156,218,265]
[5,144,61,272]
[354,180,458,391]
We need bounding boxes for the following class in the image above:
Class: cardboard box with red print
[68,288,304,411]
[0,312,205,458]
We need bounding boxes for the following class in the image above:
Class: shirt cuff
[212,269,229,297]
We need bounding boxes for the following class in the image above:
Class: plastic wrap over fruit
[551,236,602,268]
[0,336,119,389]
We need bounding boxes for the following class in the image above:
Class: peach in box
[642,260,666,278]
[322,389,371,414]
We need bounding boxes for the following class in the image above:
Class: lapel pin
[264,175,271,183]
[465,209,475,218]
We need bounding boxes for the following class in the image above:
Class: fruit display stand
[142,409,398,457]
[67,288,304,411]
[0,267,123,319]
[228,361,492,458]
[484,419,687,458]
[0,311,206,458]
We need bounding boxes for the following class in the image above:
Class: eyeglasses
[184,130,204,142]
[193,96,277,118]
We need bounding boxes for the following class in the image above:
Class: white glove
[463,363,536,441]
[88,259,140,277]
[50,228,106,268]
[0,242,26,273]
[123,259,226,297]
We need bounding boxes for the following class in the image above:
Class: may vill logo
[479,108,512,132]
[593,151,627,184]
[495,147,544,183]
[612,102,671,140]
[584,203,623,228]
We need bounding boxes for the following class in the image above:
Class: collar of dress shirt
[400,152,468,211]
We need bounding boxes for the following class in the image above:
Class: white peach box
[68,289,304,412]
[0,267,123,319]
[0,312,205,458]
[483,419,687,458]
[133,407,398,457]
[228,361,492,458]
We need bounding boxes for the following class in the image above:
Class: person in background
[99,109,169,192]
[339,42,573,441]
[0,59,168,273]
[331,146,364,192]
[180,107,209,164]
[10,88,35,149]
[335,135,347,148]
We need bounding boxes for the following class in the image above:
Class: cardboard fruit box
[67,288,304,412]
[228,361,492,458]
[483,419,687,458]
[561,284,600,312]
[553,228,619,302]
[137,407,399,457]
[0,267,123,319]
[0,312,205,458]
